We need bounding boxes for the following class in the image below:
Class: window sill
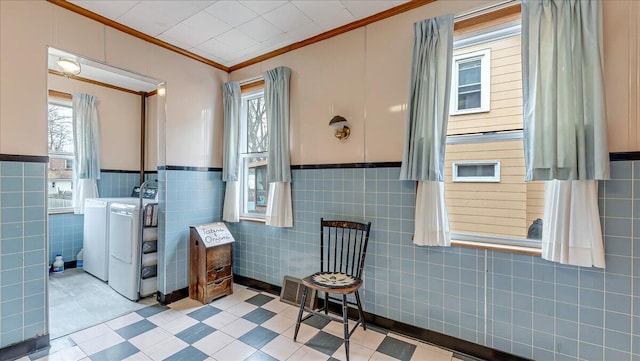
[240,216,266,224]
[48,209,74,215]
[451,239,541,256]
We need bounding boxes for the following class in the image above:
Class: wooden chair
[293,218,372,361]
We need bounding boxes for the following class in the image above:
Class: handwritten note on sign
[194,222,235,247]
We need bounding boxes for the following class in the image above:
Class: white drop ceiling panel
[66,0,411,67]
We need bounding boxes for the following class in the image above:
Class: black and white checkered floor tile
[23,285,464,361]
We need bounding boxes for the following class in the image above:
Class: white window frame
[450,48,491,115]
[239,90,268,219]
[452,160,500,183]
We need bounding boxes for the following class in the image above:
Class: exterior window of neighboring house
[48,100,74,211]
[445,10,544,245]
[239,90,268,218]
[450,49,491,114]
[452,160,500,182]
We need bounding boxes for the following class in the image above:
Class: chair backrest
[320,218,372,279]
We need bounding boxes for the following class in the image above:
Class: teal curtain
[72,93,100,180]
[399,14,454,182]
[522,0,609,181]
[264,66,293,227]
[222,82,241,182]
[264,66,292,183]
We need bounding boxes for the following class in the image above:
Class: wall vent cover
[280,275,317,309]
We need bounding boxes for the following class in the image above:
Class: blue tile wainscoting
[223,161,640,361]
[0,160,48,349]
[47,171,158,265]
[156,167,225,297]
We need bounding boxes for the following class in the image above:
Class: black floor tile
[175,322,216,344]
[305,331,344,356]
[376,336,417,361]
[115,319,157,339]
[188,305,221,321]
[238,326,279,349]
[88,341,139,361]
[163,346,208,361]
[136,304,169,318]
[242,308,277,324]
[303,314,332,329]
[245,350,279,361]
[246,294,276,307]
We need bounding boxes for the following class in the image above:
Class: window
[450,49,491,114]
[444,12,543,246]
[452,160,500,182]
[48,101,74,211]
[239,91,268,218]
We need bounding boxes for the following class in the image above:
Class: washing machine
[82,186,157,281]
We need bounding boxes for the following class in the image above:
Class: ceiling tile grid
[67,0,410,67]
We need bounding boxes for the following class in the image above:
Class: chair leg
[342,294,350,361]
[324,292,329,315]
[354,290,366,331]
[294,287,308,342]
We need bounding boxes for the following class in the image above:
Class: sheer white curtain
[522,0,609,267]
[399,14,454,246]
[222,82,241,222]
[72,93,100,214]
[264,66,293,227]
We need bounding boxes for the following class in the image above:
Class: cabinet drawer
[206,243,232,268]
[207,265,232,282]
[206,277,232,300]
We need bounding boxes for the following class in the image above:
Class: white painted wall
[0,1,227,168]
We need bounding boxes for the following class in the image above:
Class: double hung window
[239,91,268,218]
[47,100,74,211]
[445,11,544,245]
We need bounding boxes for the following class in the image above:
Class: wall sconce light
[329,115,350,140]
[57,58,81,77]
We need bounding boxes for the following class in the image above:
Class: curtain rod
[454,0,520,22]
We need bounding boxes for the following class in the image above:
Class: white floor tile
[35,346,86,361]
[282,323,319,344]
[76,331,125,356]
[280,304,308,320]
[213,340,256,361]
[106,312,144,330]
[202,310,239,329]
[261,298,292,313]
[262,314,296,334]
[192,330,235,355]
[144,336,189,361]
[286,345,330,361]
[321,319,357,339]
[210,295,244,310]
[157,314,199,334]
[169,297,206,314]
[261,335,302,360]
[69,323,112,344]
[219,317,257,338]
[332,342,376,361]
[226,301,258,317]
[128,327,173,352]
[146,309,184,327]
[349,327,386,350]
[369,351,401,361]
[229,286,259,301]
[411,342,453,361]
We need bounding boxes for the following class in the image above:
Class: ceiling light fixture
[57,58,81,77]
